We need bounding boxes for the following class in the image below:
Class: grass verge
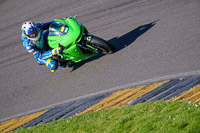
[15,101,200,133]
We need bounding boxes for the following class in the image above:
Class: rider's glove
[52,47,62,55]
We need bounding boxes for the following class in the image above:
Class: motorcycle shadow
[70,21,158,72]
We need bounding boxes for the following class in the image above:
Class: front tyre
[88,36,116,54]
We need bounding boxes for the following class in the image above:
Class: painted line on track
[1,72,200,132]
[19,92,111,129]
[171,84,200,103]
[79,81,167,115]
[0,110,47,133]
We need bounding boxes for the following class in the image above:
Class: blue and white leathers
[21,22,58,71]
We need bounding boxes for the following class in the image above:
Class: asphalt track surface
[0,0,200,121]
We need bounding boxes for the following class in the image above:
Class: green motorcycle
[47,15,115,66]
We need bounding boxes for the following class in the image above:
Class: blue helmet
[21,21,38,39]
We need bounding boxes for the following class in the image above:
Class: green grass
[15,101,200,133]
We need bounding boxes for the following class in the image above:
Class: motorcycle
[47,15,115,66]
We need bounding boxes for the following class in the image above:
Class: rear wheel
[88,36,116,54]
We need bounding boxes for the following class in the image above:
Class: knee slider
[51,64,56,69]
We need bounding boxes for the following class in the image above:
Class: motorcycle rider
[20,21,66,72]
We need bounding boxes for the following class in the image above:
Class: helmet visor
[27,29,38,38]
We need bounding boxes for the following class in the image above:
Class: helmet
[21,21,38,39]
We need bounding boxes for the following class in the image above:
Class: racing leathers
[20,21,61,72]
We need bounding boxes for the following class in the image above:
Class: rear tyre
[88,36,116,54]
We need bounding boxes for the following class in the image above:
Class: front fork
[78,34,98,53]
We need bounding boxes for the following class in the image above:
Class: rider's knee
[46,58,58,70]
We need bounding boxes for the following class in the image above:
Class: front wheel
[88,36,116,54]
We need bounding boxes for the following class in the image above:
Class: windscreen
[49,22,69,36]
